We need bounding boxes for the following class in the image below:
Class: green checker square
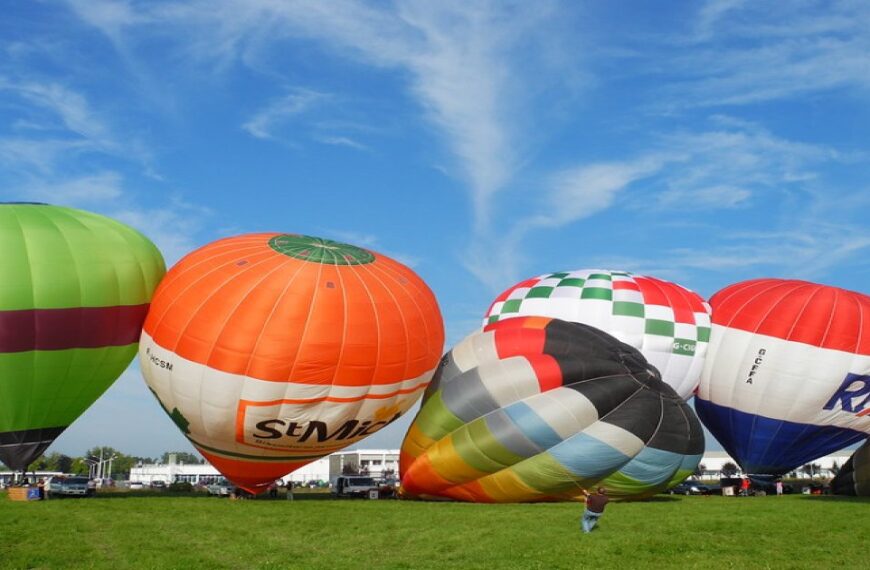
[645,319,675,337]
[613,301,645,318]
[548,272,570,279]
[487,315,500,324]
[697,327,711,343]
[557,277,585,288]
[672,338,697,356]
[501,299,523,313]
[580,287,613,300]
[587,273,613,281]
[526,286,554,299]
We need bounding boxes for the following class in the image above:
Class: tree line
[0,447,205,479]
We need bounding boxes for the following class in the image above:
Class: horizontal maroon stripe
[0,304,149,353]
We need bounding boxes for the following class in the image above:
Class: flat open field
[2,491,867,569]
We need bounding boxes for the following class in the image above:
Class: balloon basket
[6,488,41,501]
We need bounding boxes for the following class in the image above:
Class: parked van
[331,476,379,498]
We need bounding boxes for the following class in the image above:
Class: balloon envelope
[484,269,710,400]
[140,234,444,492]
[0,203,165,471]
[400,316,704,502]
[831,440,870,496]
[695,279,870,475]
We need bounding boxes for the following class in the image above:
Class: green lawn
[1,491,866,569]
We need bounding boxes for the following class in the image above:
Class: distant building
[128,449,400,486]
[696,451,853,479]
[0,471,63,487]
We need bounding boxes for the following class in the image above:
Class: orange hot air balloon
[139,234,444,492]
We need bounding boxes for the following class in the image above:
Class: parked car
[207,479,233,496]
[51,476,94,498]
[331,476,380,498]
[667,482,713,495]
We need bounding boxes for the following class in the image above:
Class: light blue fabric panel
[503,401,563,451]
[548,433,631,478]
[617,447,688,484]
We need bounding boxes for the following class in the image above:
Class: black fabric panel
[830,455,857,496]
[0,426,66,471]
[599,388,663,444]
[542,319,704,453]
[643,397,705,454]
[543,320,658,382]
[564,374,646,417]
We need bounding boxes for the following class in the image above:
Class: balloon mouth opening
[231,481,272,495]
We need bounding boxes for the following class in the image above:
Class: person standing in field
[775,479,783,496]
[580,487,609,533]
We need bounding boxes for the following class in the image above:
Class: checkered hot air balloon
[483,270,711,400]
[831,440,870,496]
[695,278,870,475]
[139,234,444,493]
[400,316,704,502]
[0,203,165,471]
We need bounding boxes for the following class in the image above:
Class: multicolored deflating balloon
[400,316,704,502]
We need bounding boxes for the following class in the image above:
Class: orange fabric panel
[442,480,493,502]
[145,233,444,385]
[198,447,310,494]
[399,453,455,497]
[144,247,276,345]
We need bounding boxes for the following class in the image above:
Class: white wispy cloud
[242,88,327,140]
[65,0,151,43]
[65,0,579,232]
[0,72,209,266]
[0,138,94,174]
[20,171,124,204]
[670,0,870,106]
[651,116,838,208]
[531,157,669,228]
[113,197,212,266]
[467,116,853,288]
[0,78,114,145]
[461,155,671,289]
[313,135,368,151]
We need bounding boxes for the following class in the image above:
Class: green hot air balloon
[0,203,165,471]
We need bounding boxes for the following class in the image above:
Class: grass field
[2,490,867,569]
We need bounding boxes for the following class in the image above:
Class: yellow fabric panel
[402,422,435,460]
[474,468,548,503]
[425,437,489,486]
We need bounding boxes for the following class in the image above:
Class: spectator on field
[775,479,783,496]
[37,478,45,500]
[740,477,751,496]
[580,487,610,534]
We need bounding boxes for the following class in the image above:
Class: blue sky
[2,0,869,459]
